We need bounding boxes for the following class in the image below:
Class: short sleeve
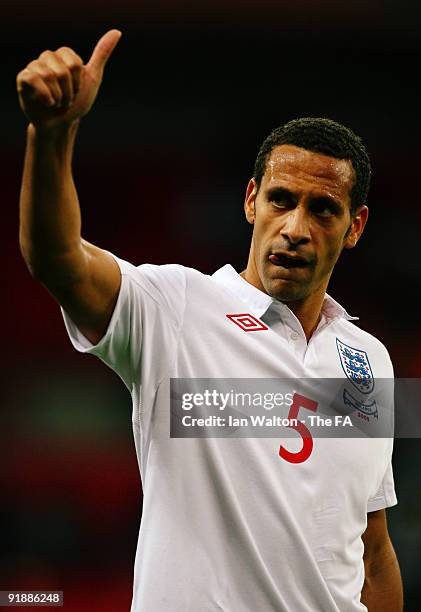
[365,341,397,512]
[61,252,186,391]
[367,460,398,512]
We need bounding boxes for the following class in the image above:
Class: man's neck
[239,269,325,342]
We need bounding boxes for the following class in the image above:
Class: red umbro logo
[226,313,268,332]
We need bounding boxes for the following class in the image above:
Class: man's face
[244,144,368,304]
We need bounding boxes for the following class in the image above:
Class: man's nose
[280,207,311,246]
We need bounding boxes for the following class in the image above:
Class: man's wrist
[27,119,81,143]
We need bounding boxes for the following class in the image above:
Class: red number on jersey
[279,392,318,464]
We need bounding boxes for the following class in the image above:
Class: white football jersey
[61,256,397,612]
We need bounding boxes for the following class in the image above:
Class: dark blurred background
[2,0,421,610]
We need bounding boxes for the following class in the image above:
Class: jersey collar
[211,264,358,322]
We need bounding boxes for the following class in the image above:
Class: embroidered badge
[343,389,378,419]
[226,313,268,332]
[336,338,374,394]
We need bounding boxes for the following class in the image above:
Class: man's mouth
[268,252,310,268]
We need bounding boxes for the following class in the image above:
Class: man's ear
[244,178,257,225]
[344,204,369,249]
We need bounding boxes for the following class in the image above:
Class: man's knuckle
[57,47,83,64]
[39,49,54,59]
[27,61,51,79]
[16,68,29,83]
[43,69,60,81]
[16,76,27,92]
[27,59,40,70]
[20,71,37,86]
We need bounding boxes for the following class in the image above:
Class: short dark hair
[253,117,371,214]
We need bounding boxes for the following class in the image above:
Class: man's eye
[271,199,287,208]
[312,203,335,217]
[270,196,291,208]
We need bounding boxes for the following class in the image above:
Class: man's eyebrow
[309,194,344,210]
[265,186,298,202]
[265,186,344,209]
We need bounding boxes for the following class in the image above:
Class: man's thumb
[87,29,122,78]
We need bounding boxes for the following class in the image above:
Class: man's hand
[16,29,122,130]
[18,30,123,346]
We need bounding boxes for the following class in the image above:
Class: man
[17,29,403,612]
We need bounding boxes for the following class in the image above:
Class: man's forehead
[265,144,355,190]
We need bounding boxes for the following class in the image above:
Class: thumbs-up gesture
[16,30,122,129]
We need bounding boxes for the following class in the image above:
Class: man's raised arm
[17,29,122,345]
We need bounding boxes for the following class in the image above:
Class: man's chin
[264,277,310,303]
